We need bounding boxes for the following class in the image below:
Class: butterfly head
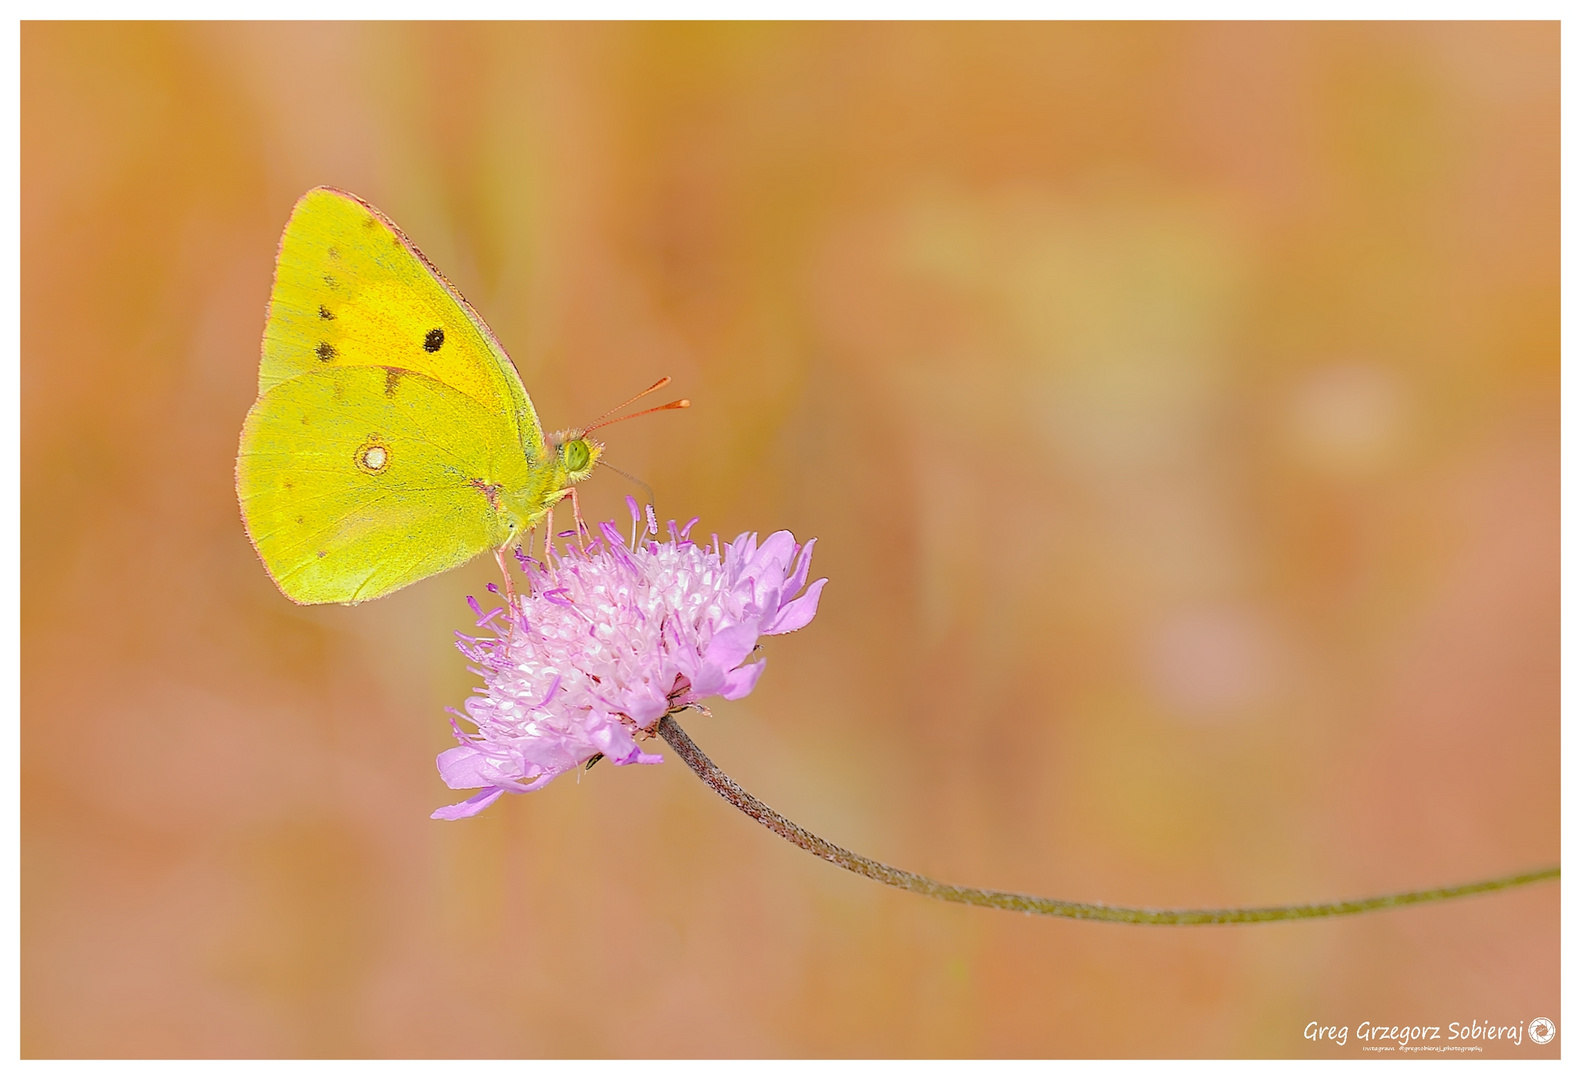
[550,430,603,486]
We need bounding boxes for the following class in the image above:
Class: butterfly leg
[568,486,593,546]
[493,545,517,609]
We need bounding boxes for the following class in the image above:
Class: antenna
[601,460,656,509]
[583,376,690,434]
[585,397,690,433]
[584,377,682,431]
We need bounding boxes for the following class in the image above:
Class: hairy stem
[656,716,1558,925]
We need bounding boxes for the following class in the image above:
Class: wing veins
[248,483,496,546]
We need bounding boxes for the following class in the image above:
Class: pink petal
[731,532,757,565]
[431,787,506,820]
[611,745,664,766]
[435,745,501,790]
[719,658,766,700]
[763,577,826,635]
[704,622,760,673]
[782,537,817,599]
[438,745,550,793]
[745,532,797,609]
[588,716,640,758]
[619,682,673,728]
[749,531,797,575]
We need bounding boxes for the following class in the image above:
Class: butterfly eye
[563,439,591,473]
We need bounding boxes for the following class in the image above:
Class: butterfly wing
[261,186,548,463]
[237,365,540,605]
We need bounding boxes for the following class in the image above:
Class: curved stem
[657,716,1559,925]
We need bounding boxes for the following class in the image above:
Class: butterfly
[236,187,683,605]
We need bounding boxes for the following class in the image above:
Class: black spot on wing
[319,304,335,320]
[424,327,445,352]
[316,341,337,362]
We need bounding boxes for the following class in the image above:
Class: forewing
[261,187,548,462]
[237,366,533,605]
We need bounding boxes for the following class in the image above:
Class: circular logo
[1528,1017,1555,1045]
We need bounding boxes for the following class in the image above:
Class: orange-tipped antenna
[585,396,691,434]
[584,377,675,431]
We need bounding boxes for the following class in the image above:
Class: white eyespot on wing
[356,442,390,474]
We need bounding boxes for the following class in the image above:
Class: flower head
[433,501,827,819]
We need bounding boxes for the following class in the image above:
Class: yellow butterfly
[236,187,679,605]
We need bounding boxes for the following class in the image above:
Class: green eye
[564,439,590,473]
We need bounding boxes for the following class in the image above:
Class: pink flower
[433,502,827,819]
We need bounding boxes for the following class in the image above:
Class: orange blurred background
[22,22,1557,1058]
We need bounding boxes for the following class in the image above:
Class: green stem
[656,716,1559,925]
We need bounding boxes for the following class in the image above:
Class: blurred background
[22,22,1557,1058]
